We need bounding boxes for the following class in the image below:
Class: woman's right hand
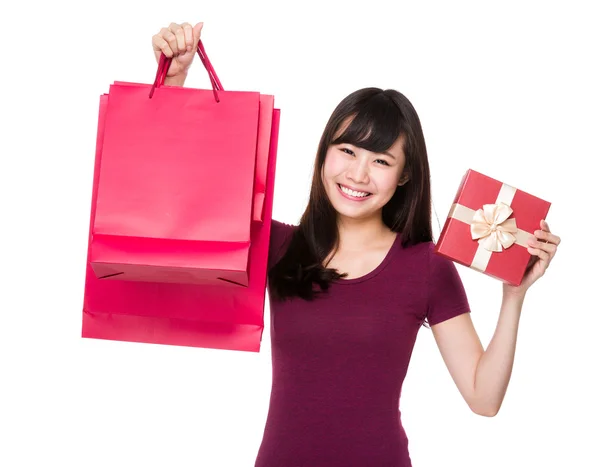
[152,22,203,81]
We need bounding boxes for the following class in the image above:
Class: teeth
[340,185,370,198]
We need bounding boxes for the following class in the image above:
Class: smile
[337,184,372,201]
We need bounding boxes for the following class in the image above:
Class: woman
[152,22,561,467]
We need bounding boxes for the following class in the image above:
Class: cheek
[322,152,346,180]
[373,170,402,194]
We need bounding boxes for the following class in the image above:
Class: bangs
[331,94,404,153]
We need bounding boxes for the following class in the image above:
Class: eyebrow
[340,143,397,160]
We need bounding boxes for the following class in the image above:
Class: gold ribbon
[447,183,532,272]
[471,202,518,252]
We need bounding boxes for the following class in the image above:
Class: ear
[398,173,410,186]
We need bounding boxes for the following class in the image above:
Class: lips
[337,183,372,201]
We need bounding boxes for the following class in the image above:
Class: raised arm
[431,219,560,417]
[431,293,523,417]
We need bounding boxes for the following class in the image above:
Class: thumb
[193,22,204,46]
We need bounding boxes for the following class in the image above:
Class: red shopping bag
[90,41,274,286]
[82,91,281,352]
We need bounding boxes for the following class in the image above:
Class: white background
[1,1,598,466]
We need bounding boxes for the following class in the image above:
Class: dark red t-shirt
[255,220,471,467]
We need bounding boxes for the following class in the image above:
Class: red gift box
[434,169,551,286]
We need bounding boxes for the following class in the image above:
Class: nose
[346,157,370,185]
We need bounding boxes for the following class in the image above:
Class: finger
[523,254,538,273]
[192,22,204,46]
[533,229,561,246]
[160,27,179,56]
[152,33,174,58]
[181,22,194,51]
[541,219,561,245]
[541,219,551,232]
[528,237,557,255]
[526,246,551,263]
[169,23,186,55]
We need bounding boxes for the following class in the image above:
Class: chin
[334,207,379,221]
[329,192,381,220]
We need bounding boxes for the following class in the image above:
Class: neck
[336,213,394,251]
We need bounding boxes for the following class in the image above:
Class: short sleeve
[268,219,295,270]
[426,243,471,326]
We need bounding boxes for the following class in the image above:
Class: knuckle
[160,44,172,56]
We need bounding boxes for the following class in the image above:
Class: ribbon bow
[470,202,518,252]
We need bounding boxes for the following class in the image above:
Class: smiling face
[322,132,409,223]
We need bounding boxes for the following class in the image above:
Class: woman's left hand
[503,219,561,297]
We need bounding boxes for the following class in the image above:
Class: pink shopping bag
[82,52,281,352]
[90,41,274,286]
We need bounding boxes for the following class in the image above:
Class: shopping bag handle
[149,39,223,101]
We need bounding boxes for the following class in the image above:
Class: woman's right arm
[151,22,204,87]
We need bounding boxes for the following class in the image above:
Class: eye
[375,159,390,166]
[340,147,355,156]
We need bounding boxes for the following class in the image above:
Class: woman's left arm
[431,220,561,417]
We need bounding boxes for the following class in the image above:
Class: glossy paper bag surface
[82,99,281,352]
[91,82,273,286]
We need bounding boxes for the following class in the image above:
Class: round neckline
[333,232,402,285]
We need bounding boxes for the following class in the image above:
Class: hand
[503,219,561,296]
[152,22,203,79]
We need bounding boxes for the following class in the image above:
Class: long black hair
[268,88,433,301]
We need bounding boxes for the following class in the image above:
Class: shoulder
[271,219,296,240]
[426,241,459,272]
[396,238,433,265]
[269,219,297,269]
[423,241,471,325]
[396,240,456,278]
[270,219,297,250]
[424,240,466,292]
